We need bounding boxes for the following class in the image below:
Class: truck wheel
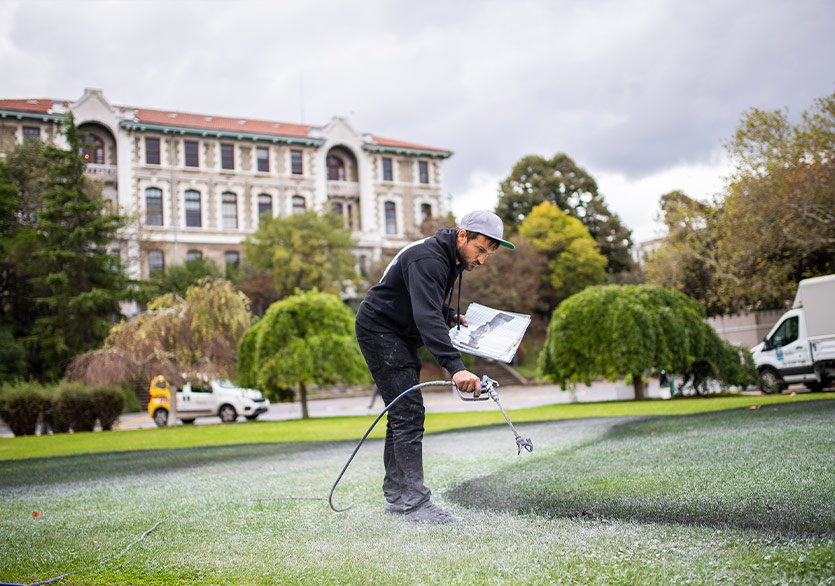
[153,408,168,427]
[219,404,237,423]
[758,368,783,394]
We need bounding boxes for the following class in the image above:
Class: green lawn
[1,391,830,461]
[1,394,834,585]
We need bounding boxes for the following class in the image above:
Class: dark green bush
[121,383,141,413]
[37,383,69,433]
[0,382,51,436]
[92,385,126,430]
[54,382,98,432]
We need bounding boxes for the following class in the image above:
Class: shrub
[92,385,126,430]
[121,383,141,413]
[0,382,51,436]
[54,382,98,432]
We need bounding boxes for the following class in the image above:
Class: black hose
[328,380,454,512]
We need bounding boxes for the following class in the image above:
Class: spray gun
[456,375,534,455]
[329,375,533,512]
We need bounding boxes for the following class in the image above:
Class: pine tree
[27,115,130,380]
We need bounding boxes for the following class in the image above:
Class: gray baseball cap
[459,210,515,249]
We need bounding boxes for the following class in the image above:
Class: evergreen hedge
[0,381,127,436]
[0,383,51,436]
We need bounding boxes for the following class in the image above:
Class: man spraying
[355,210,514,524]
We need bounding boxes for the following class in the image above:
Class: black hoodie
[356,228,466,376]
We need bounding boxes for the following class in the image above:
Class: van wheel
[153,408,168,427]
[805,376,830,392]
[759,368,783,394]
[219,404,237,423]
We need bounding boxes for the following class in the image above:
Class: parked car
[148,375,270,426]
[750,274,835,393]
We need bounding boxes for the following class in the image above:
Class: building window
[222,192,238,229]
[186,250,203,261]
[185,189,201,227]
[145,187,163,226]
[420,203,432,224]
[258,194,273,222]
[292,195,306,214]
[327,155,345,181]
[225,251,240,269]
[81,133,105,164]
[184,141,199,167]
[23,127,40,141]
[347,203,356,230]
[332,202,343,215]
[109,247,122,269]
[384,201,397,235]
[382,157,393,181]
[257,147,270,173]
[418,160,429,184]
[145,137,160,165]
[221,143,235,170]
[291,149,303,175]
[148,250,164,276]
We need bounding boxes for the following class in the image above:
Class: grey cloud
[2,0,833,224]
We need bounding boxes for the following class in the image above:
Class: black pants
[355,321,431,511]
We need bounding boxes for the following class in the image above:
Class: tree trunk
[632,374,646,401]
[168,384,178,427]
[299,382,309,419]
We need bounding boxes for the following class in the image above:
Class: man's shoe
[403,501,461,525]
[384,500,407,515]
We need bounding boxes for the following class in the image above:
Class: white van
[150,377,270,426]
[751,274,835,393]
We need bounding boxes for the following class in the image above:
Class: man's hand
[449,314,469,328]
[453,369,482,397]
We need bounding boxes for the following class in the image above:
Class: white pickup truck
[751,274,835,393]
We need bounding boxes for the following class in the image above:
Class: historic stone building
[0,88,452,282]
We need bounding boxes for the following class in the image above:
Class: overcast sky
[2,0,833,242]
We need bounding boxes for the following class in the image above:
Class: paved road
[112,379,676,431]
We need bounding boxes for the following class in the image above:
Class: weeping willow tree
[539,285,755,399]
[67,278,252,387]
[236,289,370,419]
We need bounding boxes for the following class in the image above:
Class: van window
[192,384,212,394]
[771,316,799,347]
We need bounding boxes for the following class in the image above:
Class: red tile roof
[130,108,314,138]
[370,135,450,153]
[0,98,450,153]
[0,99,59,113]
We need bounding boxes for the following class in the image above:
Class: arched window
[145,187,163,226]
[327,155,346,181]
[292,195,306,214]
[80,133,104,164]
[148,250,164,276]
[384,201,397,235]
[185,190,201,227]
[222,192,238,229]
[420,203,432,224]
[258,194,273,222]
[186,250,203,261]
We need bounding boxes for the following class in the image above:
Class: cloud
[2,0,833,244]
[593,152,733,243]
